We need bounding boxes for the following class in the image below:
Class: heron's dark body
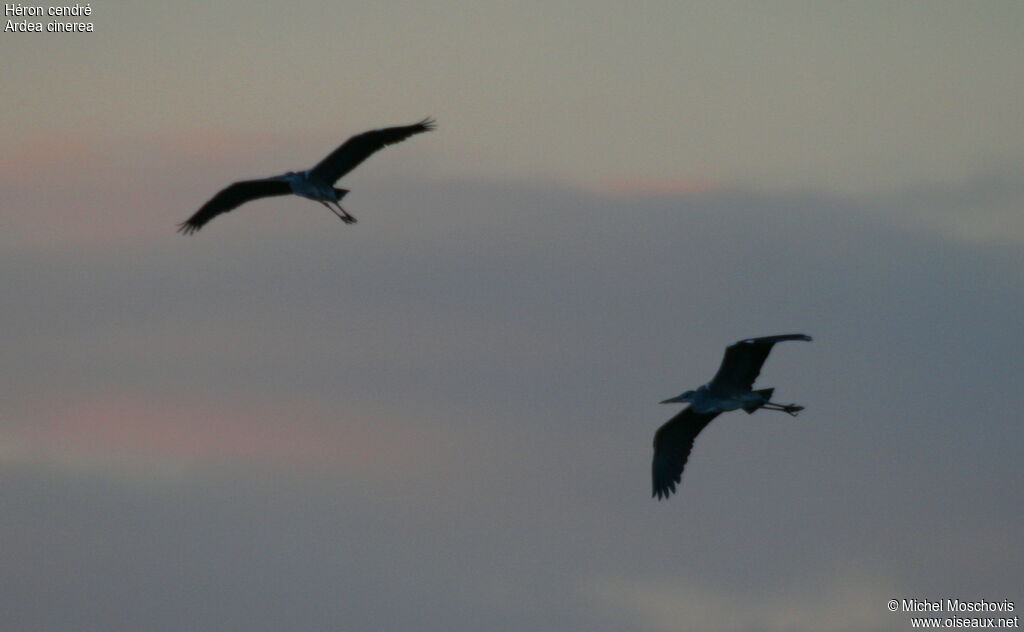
[284,170,349,204]
[684,384,775,414]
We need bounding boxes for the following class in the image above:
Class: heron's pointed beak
[660,395,687,404]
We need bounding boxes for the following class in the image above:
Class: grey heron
[652,334,811,500]
[178,118,435,234]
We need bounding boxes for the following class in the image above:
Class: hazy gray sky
[2,3,1022,631]
[4,2,1022,192]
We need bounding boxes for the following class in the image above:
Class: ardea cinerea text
[652,334,811,500]
[178,118,435,234]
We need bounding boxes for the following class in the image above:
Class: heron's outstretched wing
[652,408,721,500]
[309,118,436,184]
[178,179,292,234]
[708,334,812,392]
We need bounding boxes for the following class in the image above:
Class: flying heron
[652,334,811,500]
[178,118,436,234]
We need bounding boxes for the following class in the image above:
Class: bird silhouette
[178,118,435,234]
[652,334,811,500]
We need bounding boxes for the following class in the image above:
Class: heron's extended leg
[762,402,804,416]
[332,201,357,224]
[319,201,356,224]
[319,201,347,222]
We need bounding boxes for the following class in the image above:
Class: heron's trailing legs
[320,201,357,224]
[762,402,804,416]
[334,202,357,224]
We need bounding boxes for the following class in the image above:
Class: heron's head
[660,390,697,404]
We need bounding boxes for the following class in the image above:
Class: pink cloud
[0,133,113,184]
[5,392,450,482]
[0,129,325,253]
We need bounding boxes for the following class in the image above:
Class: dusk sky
[3,3,1022,631]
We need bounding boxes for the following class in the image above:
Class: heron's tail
[333,188,349,199]
[744,388,774,413]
